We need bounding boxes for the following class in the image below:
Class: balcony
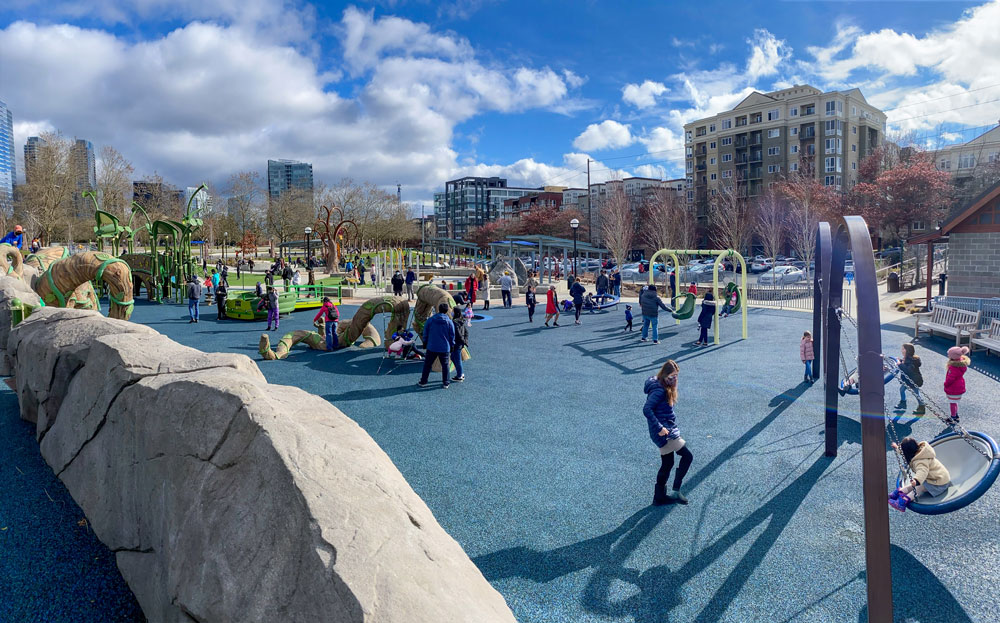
[735,155,748,164]
[697,147,707,155]
[801,129,815,139]
[749,166,763,179]
[734,140,748,149]
[696,163,706,171]
[750,151,763,162]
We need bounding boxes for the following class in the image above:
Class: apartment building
[587,177,685,245]
[433,177,539,240]
[502,191,563,221]
[934,124,1000,200]
[683,85,886,225]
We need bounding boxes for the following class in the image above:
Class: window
[722,119,732,130]
[852,144,857,152]
[852,161,857,170]
[825,157,842,173]
[767,146,781,156]
[790,162,799,172]
[767,109,780,121]
[940,159,951,170]
[711,189,717,197]
[722,153,733,162]
[790,107,798,117]
[852,126,857,135]
[989,152,999,163]
[912,221,925,231]
[825,175,835,185]
[710,173,717,181]
[825,100,843,116]
[710,141,716,149]
[722,170,733,179]
[710,157,716,165]
[791,145,799,154]
[721,137,732,146]
[825,138,841,154]
[686,131,692,142]
[790,127,798,136]
[807,144,816,156]
[686,161,693,173]
[851,106,857,116]
[768,165,781,173]
[709,124,716,133]
[959,154,976,169]
[768,128,780,138]
[825,120,842,136]
[687,190,694,200]
[751,113,762,124]
[686,147,693,156]
[803,104,815,115]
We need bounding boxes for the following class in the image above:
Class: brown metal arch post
[813,222,832,384]
[822,215,893,623]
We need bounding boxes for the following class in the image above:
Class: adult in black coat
[695,291,715,346]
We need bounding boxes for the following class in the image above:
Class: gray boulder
[0,274,42,375]
[49,365,516,622]
[8,307,155,438]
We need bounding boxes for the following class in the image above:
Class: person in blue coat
[418,302,455,388]
[0,225,24,249]
[695,291,716,346]
[643,360,692,505]
[569,279,586,325]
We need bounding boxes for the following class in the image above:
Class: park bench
[971,318,1000,357]
[913,305,981,346]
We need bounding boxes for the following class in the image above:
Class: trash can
[887,271,900,293]
[938,273,947,296]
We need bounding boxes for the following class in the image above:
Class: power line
[888,97,1000,123]
[881,82,1000,112]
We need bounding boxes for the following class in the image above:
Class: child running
[544,285,560,327]
[800,331,815,383]
[888,436,952,512]
[944,346,970,421]
[642,360,692,505]
[624,304,634,332]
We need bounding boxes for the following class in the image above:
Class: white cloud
[633,164,669,179]
[572,120,635,151]
[746,29,791,80]
[1,8,583,197]
[622,80,668,109]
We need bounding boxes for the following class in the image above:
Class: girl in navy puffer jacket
[642,359,693,505]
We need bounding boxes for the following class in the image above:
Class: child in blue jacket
[642,359,693,505]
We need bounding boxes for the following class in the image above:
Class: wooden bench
[913,305,981,346]
[971,318,1000,357]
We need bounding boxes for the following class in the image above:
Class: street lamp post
[223,232,228,263]
[570,218,580,277]
[304,226,312,263]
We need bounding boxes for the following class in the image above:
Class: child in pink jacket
[800,331,815,384]
[944,346,970,421]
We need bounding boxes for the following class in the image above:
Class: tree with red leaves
[466,220,510,251]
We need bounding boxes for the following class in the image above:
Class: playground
[4,289,999,621]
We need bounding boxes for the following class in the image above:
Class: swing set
[813,217,1000,622]
[646,248,748,344]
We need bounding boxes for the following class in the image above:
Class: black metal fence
[746,282,853,315]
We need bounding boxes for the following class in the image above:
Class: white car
[758,266,804,285]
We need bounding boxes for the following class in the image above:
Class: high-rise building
[23,136,47,184]
[184,186,214,215]
[69,138,96,216]
[683,85,886,231]
[933,124,1000,201]
[0,100,15,206]
[433,177,540,240]
[133,180,184,216]
[267,159,314,201]
[586,177,672,245]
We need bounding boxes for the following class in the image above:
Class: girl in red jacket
[944,346,970,421]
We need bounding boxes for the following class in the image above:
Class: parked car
[758,266,805,285]
[750,258,774,273]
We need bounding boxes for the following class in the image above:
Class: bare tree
[779,166,836,278]
[266,187,314,258]
[708,179,755,255]
[600,185,634,269]
[755,188,786,263]
[13,131,74,244]
[225,171,264,241]
[96,145,134,222]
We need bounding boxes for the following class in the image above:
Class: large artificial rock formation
[0,274,42,375]
[7,310,517,623]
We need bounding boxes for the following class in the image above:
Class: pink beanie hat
[947,346,969,360]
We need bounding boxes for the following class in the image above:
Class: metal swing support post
[818,216,893,623]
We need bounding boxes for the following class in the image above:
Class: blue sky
[2,0,999,208]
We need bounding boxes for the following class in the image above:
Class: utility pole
[587,158,592,242]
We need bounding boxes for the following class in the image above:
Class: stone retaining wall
[2,280,515,623]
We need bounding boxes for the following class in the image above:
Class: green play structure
[648,248,748,345]
[91,184,207,303]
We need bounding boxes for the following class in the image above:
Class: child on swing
[888,436,952,512]
[719,289,738,318]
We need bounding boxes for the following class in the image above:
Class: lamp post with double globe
[304,226,312,263]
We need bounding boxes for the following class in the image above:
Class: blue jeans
[641,315,658,341]
[450,348,464,378]
[326,321,338,351]
[188,298,199,320]
[614,284,621,296]
[900,384,925,405]
[804,360,813,379]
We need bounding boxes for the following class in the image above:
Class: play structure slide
[33,251,134,320]
[259,330,327,360]
[413,284,454,336]
[225,290,297,320]
[672,293,696,319]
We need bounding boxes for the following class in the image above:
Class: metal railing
[746,282,852,315]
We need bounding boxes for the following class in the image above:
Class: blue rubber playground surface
[4,296,1000,622]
